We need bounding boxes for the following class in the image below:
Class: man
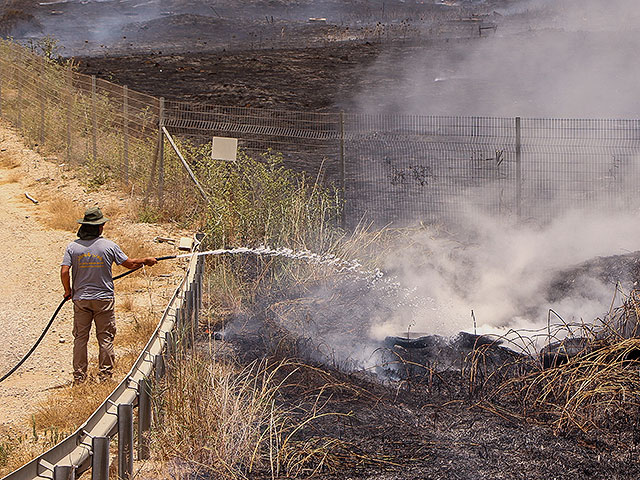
[60,206,157,384]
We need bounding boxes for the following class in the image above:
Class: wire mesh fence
[2,39,640,229]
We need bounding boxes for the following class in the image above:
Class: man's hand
[60,265,72,300]
[122,257,158,269]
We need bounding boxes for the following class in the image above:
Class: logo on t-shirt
[78,252,105,268]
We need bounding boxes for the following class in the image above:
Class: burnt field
[76,42,386,112]
[55,0,517,113]
[70,1,640,477]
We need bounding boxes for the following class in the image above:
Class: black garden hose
[111,255,176,281]
[0,296,69,383]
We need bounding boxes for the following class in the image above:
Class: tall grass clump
[154,355,345,478]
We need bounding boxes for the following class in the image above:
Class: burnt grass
[76,41,387,112]
[199,253,640,480]
[209,316,640,480]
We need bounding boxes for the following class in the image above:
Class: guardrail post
[118,403,134,480]
[154,352,165,381]
[165,331,176,362]
[194,278,201,327]
[54,465,76,480]
[138,377,152,460]
[91,436,110,480]
[185,289,193,346]
[174,307,182,331]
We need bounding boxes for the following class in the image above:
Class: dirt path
[0,141,73,433]
[0,121,186,435]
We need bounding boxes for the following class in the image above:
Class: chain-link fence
[2,40,640,229]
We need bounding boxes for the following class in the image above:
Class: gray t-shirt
[61,237,128,301]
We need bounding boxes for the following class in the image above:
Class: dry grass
[31,308,157,434]
[40,196,84,232]
[488,338,640,433]
[479,295,640,433]
[153,356,347,478]
[0,151,21,169]
[118,294,135,312]
[110,230,173,278]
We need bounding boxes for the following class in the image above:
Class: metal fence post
[339,111,346,230]
[123,85,129,184]
[91,437,110,480]
[16,65,22,130]
[157,97,165,207]
[138,377,152,460]
[66,65,72,163]
[515,116,522,218]
[53,465,76,480]
[117,403,134,480]
[91,75,97,164]
[39,90,45,146]
[39,56,45,146]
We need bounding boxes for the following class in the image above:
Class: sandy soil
[0,121,187,435]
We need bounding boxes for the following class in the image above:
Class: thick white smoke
[348,0,640,351]
[370,209,640,345]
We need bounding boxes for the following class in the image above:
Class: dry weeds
[30,308,156,435]
[40,196,84,232]
[153,356,350,478]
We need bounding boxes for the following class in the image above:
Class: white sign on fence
[211,136,238,161]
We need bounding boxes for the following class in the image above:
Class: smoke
[367,208,640,349]
[356,0,640,118]
[329,0,640,355]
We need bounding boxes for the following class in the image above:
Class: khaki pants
[72,299,116,381]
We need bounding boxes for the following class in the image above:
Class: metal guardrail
[1,246,206,480]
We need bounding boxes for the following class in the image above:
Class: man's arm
[121,257,158,270]
[60,265,72,300]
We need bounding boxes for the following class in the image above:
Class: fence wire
[2,40,640,230]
